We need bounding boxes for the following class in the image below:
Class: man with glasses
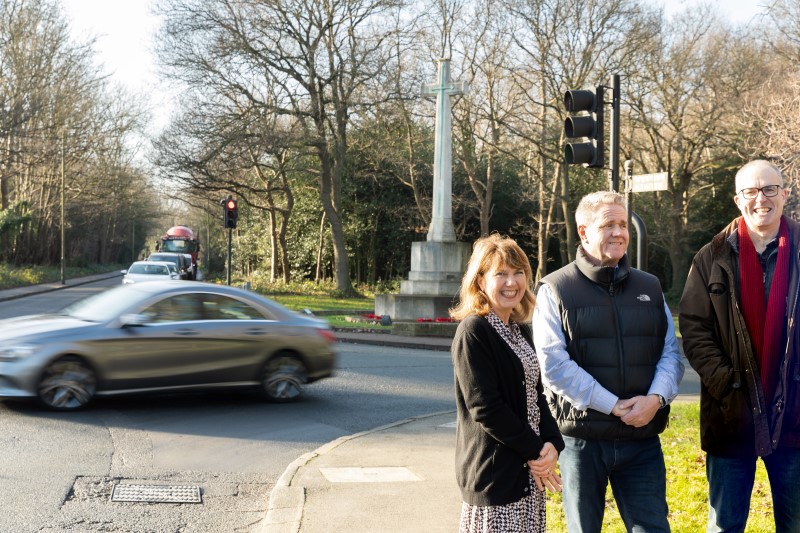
[680,159,800,532]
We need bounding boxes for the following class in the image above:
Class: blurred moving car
[122,261,181,284]
[147,252,191,279]
[0,282,336,410]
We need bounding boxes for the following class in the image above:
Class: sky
[59,0,772,136]
[660,0,771,24]
[60,0,170,133]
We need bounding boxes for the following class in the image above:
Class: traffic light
[223,197,238,229]
[563,86,604,168]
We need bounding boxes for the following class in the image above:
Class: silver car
[0,282,336,410]
[148,252,191,279]
[122,260,181,284]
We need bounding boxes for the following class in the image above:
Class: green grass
[545,402,773,532]
[266,293,374,312]
[323,315,393,331]
[233,281,392,330]
[0,263,123,290]
[263,294,394,331]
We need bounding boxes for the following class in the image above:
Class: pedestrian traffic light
[563,86,604,168]
[223,197,238,229]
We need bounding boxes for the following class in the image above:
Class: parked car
[0,281,337,410]
[148,252,191,279]
[122,261,181,284]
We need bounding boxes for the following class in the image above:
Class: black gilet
[538,250,669,440]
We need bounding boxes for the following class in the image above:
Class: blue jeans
[559,435,669,533]
[706,448,800,533]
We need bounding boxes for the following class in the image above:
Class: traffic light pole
[610,74,621,192]
[220,194,238,285]
[226,226,232,286]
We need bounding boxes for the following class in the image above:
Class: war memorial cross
[422,58,467,243]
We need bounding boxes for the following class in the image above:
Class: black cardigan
[452,313,564,506]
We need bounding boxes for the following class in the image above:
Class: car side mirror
[121,270,128,274]
[119,314,148,327]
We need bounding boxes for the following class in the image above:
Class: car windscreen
[62,285,146,322]
[129,264,168,275]
[162,240,197,253]
[150,254,180,267]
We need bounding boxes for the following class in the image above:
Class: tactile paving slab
[111,484,202,503]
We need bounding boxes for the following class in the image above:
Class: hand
[618,395,660,427]
[528,442,560,492]
[533,471,563,493]
[611,400,632,417]
[527,442,558,477]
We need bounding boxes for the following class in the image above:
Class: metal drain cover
[111,484,202,503]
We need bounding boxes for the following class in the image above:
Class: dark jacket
[679,216,800,457]
[538,250,669,440]
[453,313,564,506]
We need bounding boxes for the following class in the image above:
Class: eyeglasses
[737,185,783,200]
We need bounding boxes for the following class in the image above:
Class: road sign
[630,172,669,192]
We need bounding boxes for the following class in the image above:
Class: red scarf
[738,217,790,402]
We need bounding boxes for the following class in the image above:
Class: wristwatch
[656,394,666,409]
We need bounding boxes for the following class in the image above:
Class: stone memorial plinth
[375,240,470,320]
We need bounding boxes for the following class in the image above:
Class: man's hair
[449,233,535,322]
[575,190,626,228]
[735,159,785,190]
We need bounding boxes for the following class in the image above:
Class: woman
[450,234,563,533]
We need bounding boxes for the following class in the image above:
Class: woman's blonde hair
[449,234,535,322]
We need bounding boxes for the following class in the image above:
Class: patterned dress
[458,311,546,533]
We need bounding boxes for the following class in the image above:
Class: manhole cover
[111,484,202,503]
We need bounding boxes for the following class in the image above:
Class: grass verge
[0,263,123,290]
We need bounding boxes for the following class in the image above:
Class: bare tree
[0,0,152,264]
[739,0,800,202]
[156,0,405,294]
[448,0,521,237]
[626,6,765,291]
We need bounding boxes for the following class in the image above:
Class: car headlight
[0,343,37,361]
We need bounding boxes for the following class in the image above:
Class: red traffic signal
[222,196,238,229]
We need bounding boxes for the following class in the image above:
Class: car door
[192,293,279,382]
[99,292,275,391]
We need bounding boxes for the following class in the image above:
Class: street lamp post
[60,128,65,285]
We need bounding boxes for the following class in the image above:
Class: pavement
[0,274,702,533]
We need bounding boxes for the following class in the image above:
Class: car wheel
[37,356,97,410]
[261,354,307,402]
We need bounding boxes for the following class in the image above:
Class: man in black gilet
[532,190,684,532]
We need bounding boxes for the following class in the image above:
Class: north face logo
[637,294,651,302]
